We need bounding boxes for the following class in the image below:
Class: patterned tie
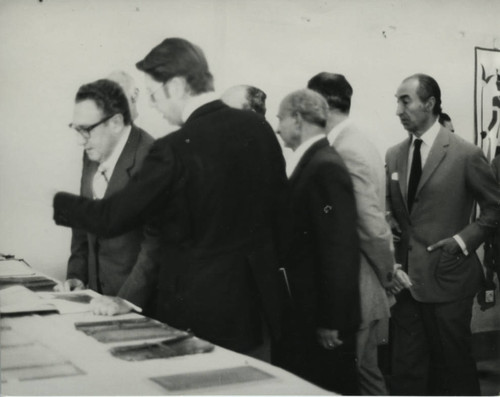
[407,138,422,212]
[92,168,109,199]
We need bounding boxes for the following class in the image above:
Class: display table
[1,309,332,395]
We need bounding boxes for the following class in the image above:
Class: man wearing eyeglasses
[53,38,288,359]
[58,78,158,315]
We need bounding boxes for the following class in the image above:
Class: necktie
[407,138,422,212]
[92,168,109,199]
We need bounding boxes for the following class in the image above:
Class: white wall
[1,0,500,280]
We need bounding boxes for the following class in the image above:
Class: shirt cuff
[122,299,143,313]
[453,234,469,256]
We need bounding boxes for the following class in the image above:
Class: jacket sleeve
[66,153,90,283]
[54,141,182,238]
[310,161,360,336]
[345,149,395,287]
[457,146,500,252]
[117,222,161,308]
[66,228,89,284]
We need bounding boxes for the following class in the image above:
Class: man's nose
[396,103,404,116]
[75,133,87,146]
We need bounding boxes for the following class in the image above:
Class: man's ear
[167,76,189,99]
[294,112,304,131]
[110,113,125,132]
[131,87,139,104]
[425,96,436,113]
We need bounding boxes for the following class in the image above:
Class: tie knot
[98,168,109,183]
[414,138,423,149]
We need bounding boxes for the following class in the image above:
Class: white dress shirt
[285,134,325,178]
[92,126,131,199]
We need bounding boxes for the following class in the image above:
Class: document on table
[0,286,56,314]
[151,365,275,392]
[1,342,85,382]
[0,286,100,315]
[0,259,35,277]
[38,289,100,314]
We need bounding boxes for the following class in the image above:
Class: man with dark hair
[53,38,288,358]
[221,84,267,116]
[59,78,157,312]
[386,73,500,395]
[308,72,411,395]
[438,112,455,132]
[274,88,360,394]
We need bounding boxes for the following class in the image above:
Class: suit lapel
[82,155,98,199]
[395,137,411,205]
[416,127,449,197]
[104,126,140,197]
[289,138,328,185]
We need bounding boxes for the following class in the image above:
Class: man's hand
[54,278,85,292]
[387,264,412,295]
[316,328,343,350]
[427,237,461,254]
[90,296,132,316]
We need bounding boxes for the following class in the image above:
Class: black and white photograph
[1,0,499,395]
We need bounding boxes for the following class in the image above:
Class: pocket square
[391,172,399,181]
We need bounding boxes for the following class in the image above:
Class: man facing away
[386,73,500,395]
[53,38,289,358]
[221,84,267,116]
[273,88,360,394]
[307,72,412,395]
[59,77,158,312]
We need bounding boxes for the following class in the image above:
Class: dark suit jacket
[67,125,156,305]
[386,127,500,302]
[286,138,360,336]
[55,100,289,353]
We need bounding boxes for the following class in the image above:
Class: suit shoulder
[449,132,481,155]
[313,145,350,174]
[337,134,383,170]
[136,126,154,145]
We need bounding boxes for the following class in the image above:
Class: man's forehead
[396,78,418,98]
[73,99,103,121]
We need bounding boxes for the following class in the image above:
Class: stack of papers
[0,286,100,315]
[0,259,36,277]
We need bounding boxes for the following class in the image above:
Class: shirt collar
[181,92,218,124]
[98,125,131,176]
[286,134,325,178]
[327,118,352,145]
[412,118,440,147]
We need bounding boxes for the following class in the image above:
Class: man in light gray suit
[308,72,411,395]
[387,73,500,395]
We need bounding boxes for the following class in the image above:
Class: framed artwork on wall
[474,47,500,161]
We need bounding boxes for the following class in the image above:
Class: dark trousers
[390,290,480,396]
[272,320,359,395]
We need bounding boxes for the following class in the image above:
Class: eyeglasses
[69,113,116,139]
[148,82,167,103]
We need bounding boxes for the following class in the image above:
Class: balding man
[273,89,360,394]
[387,73,500,395]
[60,78,157,314]
[221,84,267,115]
